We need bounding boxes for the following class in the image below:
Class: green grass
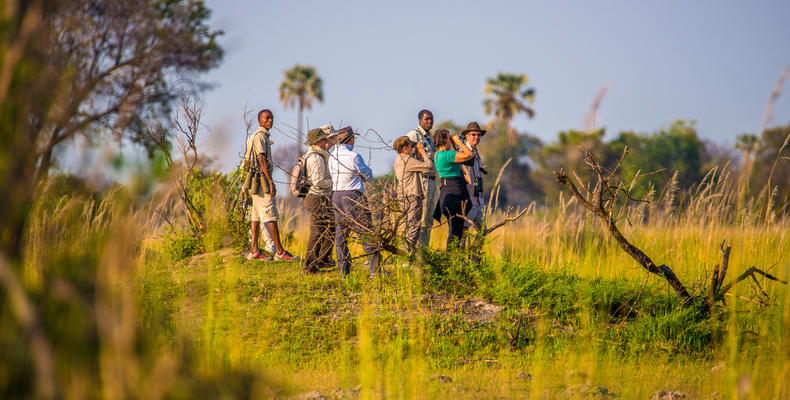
[136,239,790,399]
[8,180,789,399]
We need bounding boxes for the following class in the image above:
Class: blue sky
[199,0,790,175]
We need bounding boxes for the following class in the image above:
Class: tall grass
[4,161,789,398]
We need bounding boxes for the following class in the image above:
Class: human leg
[246,195,272,260]
[259,222,275,254]
[302,194,324,272]
[333,192,352,277]
[316,195,336,269]
[401,196,422,251]
[418,177,437,247]
[255,193,294,259]
[442,193,469,249]
[250,220,260,253]
[350,192,380,275]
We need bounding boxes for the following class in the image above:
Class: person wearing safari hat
[393,135,435,251]
[460,122,488,230]
[405,109,438,247]
[328,126,380,278]
[301,125,336,273]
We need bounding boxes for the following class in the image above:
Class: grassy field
[135,209,789,399]
[9,176,790,399]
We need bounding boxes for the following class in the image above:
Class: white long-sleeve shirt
[328,144,372,191]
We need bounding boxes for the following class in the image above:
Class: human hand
[269,183,276,196]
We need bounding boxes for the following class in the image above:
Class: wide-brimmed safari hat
[461,121,487,137]
[392,135,416,152]
[305,127,329,145]
[320,124,338,138]
[336,126,359,144]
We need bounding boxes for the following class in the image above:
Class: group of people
[244,108,487,277]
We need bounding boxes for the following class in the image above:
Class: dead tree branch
[718,266,787,299]
[555,148,786,307]
[555,148,692,301]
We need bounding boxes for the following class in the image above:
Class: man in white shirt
[406,109,438,247]
[328,126,380,278]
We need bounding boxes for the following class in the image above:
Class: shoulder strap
[420,128,437,151]
[245,135,257,171]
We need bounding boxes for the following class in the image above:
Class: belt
[440,176,466,186]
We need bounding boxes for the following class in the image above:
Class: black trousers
[436,177,470,249]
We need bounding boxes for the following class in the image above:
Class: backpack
[289,153,314,198]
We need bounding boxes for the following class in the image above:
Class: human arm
[258,154,276,196]
[404,144,434,173]
[354,153,373,181]
[252,133,276,195]
[452,135,474,163]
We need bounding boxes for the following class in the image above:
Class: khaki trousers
[399,195,423,251]
[418,176,438,247]
[303,194,335,271]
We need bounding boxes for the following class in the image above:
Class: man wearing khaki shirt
[405,109,438,247]
[244,109,296,261]
[460,122,487,230]
[302,126,335,273]
[393,136,434,251]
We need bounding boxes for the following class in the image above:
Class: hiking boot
[246,251,272,261]
[274,250,298,261]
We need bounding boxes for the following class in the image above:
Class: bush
[422,247,495,297]
[166,229,202,260]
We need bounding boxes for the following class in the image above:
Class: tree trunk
[34,145,53,183]
[297,104,304,154]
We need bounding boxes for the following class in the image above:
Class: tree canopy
[0,0,223,259]
[279,64,324,151]
[483,73,535,145]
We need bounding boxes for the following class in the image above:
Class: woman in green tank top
[432,129,474,248]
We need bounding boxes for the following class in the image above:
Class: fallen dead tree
[554,147,786,309]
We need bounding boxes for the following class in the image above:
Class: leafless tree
[145,94,207,238]
[554,147,786,308]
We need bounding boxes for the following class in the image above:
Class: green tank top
[434,151,463,178]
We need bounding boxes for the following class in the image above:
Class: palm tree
[483,73,535,145]
[279,65,324,152]
[735,133,759,207]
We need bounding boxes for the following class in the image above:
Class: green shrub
[167,229,202,260]
[422,247,495,297]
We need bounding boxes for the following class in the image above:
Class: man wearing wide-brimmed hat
[323,123,340,149]
[328,126,380,278]
[405,109,438,247]
[460,122,488,229]
[301,125,336,273]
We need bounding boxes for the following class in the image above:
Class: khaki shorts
[250,193,278,223]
